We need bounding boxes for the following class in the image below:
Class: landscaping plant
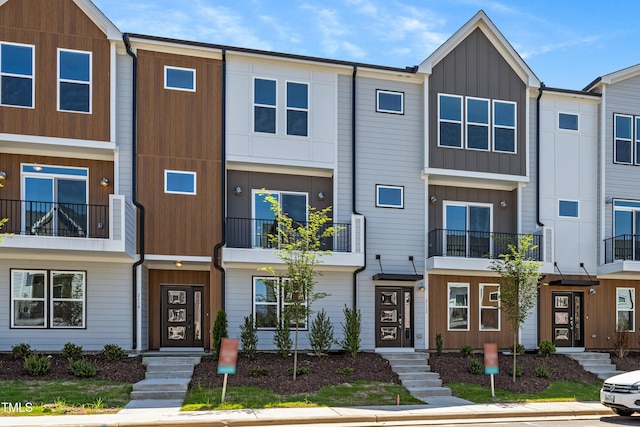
[435,333,443,355]
[273,313,292,357]
[613,319,631,358]
[239,314,258,359]
[62,342,83,359]
[309,309,334,356]
[69,358,97,378]
[538,340,556,357]
[460,344,473,357]
[341,305,361,357]
[11,342,33,359]
[102,344,125,361]
[24,354,51,376]
[212,310,228,358]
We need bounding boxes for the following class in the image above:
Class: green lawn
[447,380,603,404]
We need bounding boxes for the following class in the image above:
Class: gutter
[213,49,227,311]
[536,84,545,228]
[351,65,366,309]
[124,34,144,350]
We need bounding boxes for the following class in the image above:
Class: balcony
[600,235,640,277]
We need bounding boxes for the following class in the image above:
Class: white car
[601,370,640,416]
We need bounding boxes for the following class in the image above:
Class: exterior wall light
[0,171,5,180]
[234,186,242,195]
[174,260,183,267]
[100,177,110,187]
[430,196,437,204]
[318,192,325,200]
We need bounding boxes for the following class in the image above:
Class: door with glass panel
[552,291,584,348]
[253,191,307,248]
[375,287,414,348]
[613,200,640,261]
[444,203,491,258]
[160,285,204,348]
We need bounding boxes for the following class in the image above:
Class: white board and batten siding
[115,52,133,199]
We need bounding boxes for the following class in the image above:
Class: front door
[161,285,204,348]
[552,291,584,348]
[375,286,414,348]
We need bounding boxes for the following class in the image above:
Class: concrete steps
[379,352,452,401]
[566,352,624,380]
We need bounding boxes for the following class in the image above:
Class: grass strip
[447,380,603,404]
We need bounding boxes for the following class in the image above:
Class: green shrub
[69,358,97,378]
[212,310,228,358]
[102,344,125,361]
[460,344,473,357]
[62,342,83,359]
[288,365,309,376]
[23,354,50,376]
[273,314,292,357]
[466,357,483,375]
[535,363,550,378]
[508,363,523,377]
[239,315,258,359]
[538,340,556,357]
[341,305,361,357]
[435,333,443,355]
[335,367,354,376]
[614,320,631,358]
[309,309,334,356]
[247,366,268,377]
[509,343,525,355]
[11,343,33,359]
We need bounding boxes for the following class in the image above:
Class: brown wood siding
[0,0,111,141]
[429,28,526,176]
[136,50,223,257]
[428,274,514,350]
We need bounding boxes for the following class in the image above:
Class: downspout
[213,48,227,311]
[351,64,366,309]
[124,34,143,350]
[536,83,545,227]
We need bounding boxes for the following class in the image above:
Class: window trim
[50,270,86,329]
[164,170,197,195]
[448,282,470,331]
[164,65,196,92]
[442,201,494,230]
[614,113,633,165]
[375,184,404,209]
[479,283,500,331]
[635,117,640,165]
[252,276,308,331]
[558,199,580,218]
[253,77,277,134]
[616,287,635,332]
[465,96,490,151]
[438,93,463,149]
[558,112,579,132]
[11,269,47,329]
[0,41,35,109]
[376,89,404,114]
[57,48,92,114]
[285,80,309,137]
[492,99,517,154]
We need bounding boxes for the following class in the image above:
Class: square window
[376,89,403,114]
[58,49,91,113]
[164,170,196,195]
[164,66,196,91]
[376,185,403,208]
[254,78,276,134]
[1,42,34,108]
[559,113,579,131]
[558,200,579,218]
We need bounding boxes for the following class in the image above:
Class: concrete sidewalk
[0,401,615,427]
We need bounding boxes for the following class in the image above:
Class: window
[164,170,196,195]
[376,185,404,208]
[253,190,307,248]
[614,114,633,164]
[617,288,635,332]
[286,81,308,136]
[466,97,489,150]
[479,284,500,331]
[21,164,88,237]
[559,113,579,131]
[558,200,579,218]
[376,89,403,114]
[438,94,462,148]
[253,277,307,330]
[254,78,276,133]
[1,42,34,108]
[164,66,195,91]
[58,49,91,113]
[613,200,640,261]
[448,283,469,330]
[493,100,516,153]
[11,269,86,328]
[636,117,640,165]
[444,202,492,257]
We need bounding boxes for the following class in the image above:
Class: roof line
[582,76,602,92]
[543,86,601,97]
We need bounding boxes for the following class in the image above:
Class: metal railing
[428,229,543,261]
[604,235,640,264]
[226,217,352,252]
[0,199,109,238]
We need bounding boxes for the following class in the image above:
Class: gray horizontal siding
[116,53,133,200]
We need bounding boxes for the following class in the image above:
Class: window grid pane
[1,43,34,108]
[493,101,516,153]
[58,50,90,113]
[439,95,462,148]
[615,115,633,164]
[286,82,308,136]
[254,78,276,133]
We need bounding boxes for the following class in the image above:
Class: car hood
[605,370,640,386]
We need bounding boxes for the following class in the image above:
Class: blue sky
[94,0,640,90]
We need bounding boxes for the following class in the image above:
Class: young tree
[488,234,542,383]
[258,192,336,380]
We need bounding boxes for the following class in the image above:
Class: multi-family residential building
[1,0,640,354]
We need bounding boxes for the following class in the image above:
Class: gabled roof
[583,63,640,91]
[418,10,539,88]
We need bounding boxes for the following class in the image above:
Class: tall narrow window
[11,270,46,328]
[58,49,91,113]
[466,97,489,150]
[254,278,278,329]
[286,81,308,136]
[448,283,469,331]
[614,114,633,164]
[635,117,640,165]
[254,78,276,133]
[493,100,516,153]
[479,284,500,331]
[438,94,463,148]
[617,288,635,332]
[0,42,34,108]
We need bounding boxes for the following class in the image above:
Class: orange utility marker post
[217,338,239,403]
[484,343,499,399]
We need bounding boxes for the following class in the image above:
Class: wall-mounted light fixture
[100,177,109,187]
[418,283,425,291]
[174,260,183,268]
[317,192,325,201]
[32,164,42,171]
[500,200,507,208]
[605,196,613,204]
[0,171,5,181]
[234,186,242,195]
[589,288,597,295]
[430,196,437,204]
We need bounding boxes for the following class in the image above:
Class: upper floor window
[1,42,34,108]
[376,184,404,208]
[254,78,277,134]
[253,190,307,248]
[558,200,579,218]
[613,200,640,261]
[164,66,196,92]
[444,202,492,258]
[614,114,634,165]
[466,97,489,150]
[558,112,579,131]
[58,49,91,113]
[376,89,404,114]
[286,81,308,137]
[164,170,196,195]
[493,100,516,153]
[438,94,463,148]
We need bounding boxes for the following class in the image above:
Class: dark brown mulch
[0,353,145,383]
[429,352,601,393]
[190,352,399,395]
[610,351,640,372]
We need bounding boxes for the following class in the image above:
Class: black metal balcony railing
[428,229,543,261]
[604,235,640,264]
[226,217,352,252]
[0,199,109,238]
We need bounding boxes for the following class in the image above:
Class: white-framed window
[253,277,307,330]
[438,94,463,148]
[164,170,196,195]
[614,114,633,165]
[0,41,35,108]
[466,97,489,150]
[376,89,404,114]
[558,112,579,131]
[11,269,86,329]
[443,201,492,257]
[286,81,308,137]
[479,284,500,331]
[57,48,91,113]
[253,189,308,248]
[617,287,635,332]
[448,282,469,331]
[376,184,404,209]
[493,100,516,153]
[636,117,640,165]
[254,77,277,134]
[164,66,196,92]
[558,200,579,218]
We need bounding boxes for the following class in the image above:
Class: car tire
[613,408,634,416]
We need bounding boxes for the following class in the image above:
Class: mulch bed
[610,351,640,372]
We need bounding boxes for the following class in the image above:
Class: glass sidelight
[552,291,584,348]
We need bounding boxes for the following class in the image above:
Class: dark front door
[161,285,204,348]
[552,291,584,348]
[375,286,414,348]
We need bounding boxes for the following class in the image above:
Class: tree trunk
[512,332,517,383]
[293,305,300,381]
